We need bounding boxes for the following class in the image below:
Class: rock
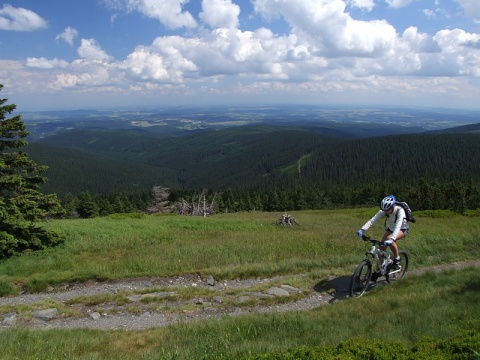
[232,308,242,316]
[32,308,58,321]
[206,275,216,286]
[126,294,144,302]
[126,291,175,302]
[212,296,223,303]
[266,287,290,297]
[252,292,274,299]
[89,312,101,320]
[281,285,302,293]
[236,296,251,304]
[2,312,17,325]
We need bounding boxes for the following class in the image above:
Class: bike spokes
[349,260,372,297]
[386,251,409,284]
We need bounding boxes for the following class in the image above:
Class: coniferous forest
[26,123,480,218]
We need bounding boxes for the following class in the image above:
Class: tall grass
[0,209,478,292]
[0,209,478,359]
[0,267,478,359]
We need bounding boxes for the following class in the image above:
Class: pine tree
[0,84,64,258]
[76,191,99,218]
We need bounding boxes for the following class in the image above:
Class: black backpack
[396,201,416,223]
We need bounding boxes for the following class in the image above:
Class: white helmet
[380,195,396,211]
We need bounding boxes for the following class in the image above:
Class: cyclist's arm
[361,210,384,231]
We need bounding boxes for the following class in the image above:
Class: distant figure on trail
[356,195,409,282]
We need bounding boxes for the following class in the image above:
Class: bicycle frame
[350,234,409,297]
[364,242,392,276]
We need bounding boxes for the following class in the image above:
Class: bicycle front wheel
[386,250,409,284]
[349,260,372,298]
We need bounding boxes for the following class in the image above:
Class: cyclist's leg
[376,230,393,271]
[389,230,405,259]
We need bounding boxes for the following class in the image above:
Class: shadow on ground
[313,275,351,302]
[313,274,388,301]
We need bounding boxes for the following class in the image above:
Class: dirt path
[1,260,479,331]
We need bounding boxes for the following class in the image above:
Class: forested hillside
[281,133,480,188]
[27,142,179,196]
[29,122,480,215]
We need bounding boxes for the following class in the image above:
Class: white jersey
[361,205,409,240]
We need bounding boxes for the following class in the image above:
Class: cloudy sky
[1,0,480,111]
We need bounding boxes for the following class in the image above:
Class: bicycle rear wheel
[386,250,409,284]
[349,260,372,297]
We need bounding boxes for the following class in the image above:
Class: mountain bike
[349,234,409,297]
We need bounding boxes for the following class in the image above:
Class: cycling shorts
[386,228,409,236]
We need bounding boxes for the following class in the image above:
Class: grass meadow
[0,208,479,359]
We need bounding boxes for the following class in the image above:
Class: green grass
[0,209,479,359]
[0,267,478,359]
[0,209,478,292]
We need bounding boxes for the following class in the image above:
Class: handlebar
[361,234,384,246]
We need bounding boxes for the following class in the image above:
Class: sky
[1,0,480,111]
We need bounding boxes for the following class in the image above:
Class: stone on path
[32,308,58,321]
[266,287,290,297]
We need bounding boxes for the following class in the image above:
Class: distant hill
[30,122,480,196]
[27,142,179,196]
[428,122,480,134]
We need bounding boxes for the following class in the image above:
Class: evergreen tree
[62,193,79,218]
[0,84,64,258]
[76,191,99,218]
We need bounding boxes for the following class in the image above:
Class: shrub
[0,279,17,296]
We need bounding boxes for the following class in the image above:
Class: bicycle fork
[367,246,393,276]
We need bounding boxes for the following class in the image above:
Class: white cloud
[104,0,197,29]
[347,0,375,12]
[56,27,79,46]
[253,0,396,57]
[434,28,480,76]
[26,57,69,69]
[5,0,480,109]
[455,0,480,17]
[53,59,118,90]
[78,39,113,61]
[385,0,412,9]
[199,0,240,28]
[0,4,47,31]
[53,73,79,89]
[401,27,441,53]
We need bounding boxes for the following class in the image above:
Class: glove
[384,238,394,246]
[356,229,365,237]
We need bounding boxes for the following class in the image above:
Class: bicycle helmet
[380,195,396,211]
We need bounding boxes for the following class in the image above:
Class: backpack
[395,201,416,223]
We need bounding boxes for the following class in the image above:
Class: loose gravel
[1,260,478,331]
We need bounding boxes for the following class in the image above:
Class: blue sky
[1,0,480,111]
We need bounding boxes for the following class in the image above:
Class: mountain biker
[356,195,409,281]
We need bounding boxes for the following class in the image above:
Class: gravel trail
[1,260,478,331]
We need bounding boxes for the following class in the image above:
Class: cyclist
[356,195,409,281]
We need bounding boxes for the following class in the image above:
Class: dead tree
[146,185,171,214]
[277,213,298,226]
[174,190,219,216]
[174,198,191,215]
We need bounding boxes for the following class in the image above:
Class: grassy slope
[0,209,478,359]
[0,267,479,359]
[1,209,479,288]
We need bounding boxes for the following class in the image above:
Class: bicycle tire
[349,259,372,297]
[386,250,409,284]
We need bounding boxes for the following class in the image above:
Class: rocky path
[1,260,478,331]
